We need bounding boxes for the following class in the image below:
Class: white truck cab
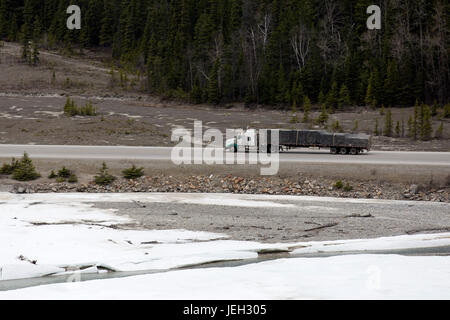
[225,129,257,152]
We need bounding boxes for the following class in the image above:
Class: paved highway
[0,144,450,166]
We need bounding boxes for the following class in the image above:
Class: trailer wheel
[339,147,348,155]
[330,147,337,154]
[349,148,358,155]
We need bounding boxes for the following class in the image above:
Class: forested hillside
[0,0,449,107]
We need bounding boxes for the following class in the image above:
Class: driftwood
[304,222,338,232]
[345,213,373,218]
[18,255,37,265]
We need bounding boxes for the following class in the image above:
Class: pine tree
[276,65,287,104]
[371,98,378,109]
[8,13,18,41]
[421,104,432,141]
[83,0,103,47]
[29,15,41,66]
[0,0,8,38]
[374,119,379,136]
[31,40,39,65]
[384,60,399,106]
[208,58,221,105]
[12,152,41,181]
[444,104,450,118]
[318,91,325,104]
[229,0,242,33]
[412,100,420,140]
[191,76,204,104]
[331,120,342,133]
[20,1,34,64]
[22,0,33,40]
[434,122,443,139]
[407,115,414,138]
[290,83,304,106]
[401,118,405,137]
[384,108,393,137]
[431,100,438,117]
[290,101,299,123]
[100,0,117,46]
[352,120,359,133]
[122,165,144,179]
[395,120,400,137]
[94,162,116,185]
[326,81,339,110]
[338,84,351,109]
[365,76,374,107]
[302,96,311,123]
[366,69,382,107]
[22,39,31,64]
[317,105,328,125]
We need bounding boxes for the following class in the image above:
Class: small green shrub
[94,162,116,185]
[0,158,20,175]
[12,153,41,181]
[290,102,299,124]
[343,183,354,192]
[316,105,329,125]
[49,167,77,183]
[48,170,57,179]
[443,104,450,118]
[122,165,145,179]
[331,120,343,133]
[67,174,78,183]
[334,180,344,190]
[64,97,97,117]
[57,166,72,178]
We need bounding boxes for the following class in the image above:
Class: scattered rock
[410,184,419,195]
[16,186,25,194]
[6,175,449,203]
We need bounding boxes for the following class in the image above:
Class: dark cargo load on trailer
[264,129,371,155]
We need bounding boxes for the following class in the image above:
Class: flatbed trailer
[234,129,372,155]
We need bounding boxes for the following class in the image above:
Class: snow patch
[2,254,450,299]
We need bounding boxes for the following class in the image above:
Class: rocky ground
[8,174,450,203]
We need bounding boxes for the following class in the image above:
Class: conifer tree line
[0,0,449,107]
[370,99,445,141]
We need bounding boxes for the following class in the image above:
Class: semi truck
[227,129,372,155]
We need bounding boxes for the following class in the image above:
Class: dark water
[1,245,450,292]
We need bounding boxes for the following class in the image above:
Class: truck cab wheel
[349,148,358,155]
[339,147,348,155]
[330,147,337,154]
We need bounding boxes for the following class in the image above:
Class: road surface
[1,145,450,166]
